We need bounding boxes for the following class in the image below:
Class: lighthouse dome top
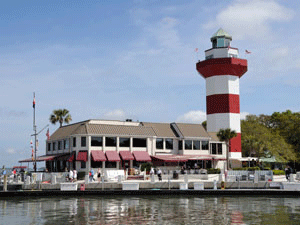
[211,28,232,41]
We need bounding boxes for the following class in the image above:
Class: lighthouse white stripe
[207,113,241,133]
[206,75,240,96]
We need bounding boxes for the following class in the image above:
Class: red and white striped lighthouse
[196,28,247,159]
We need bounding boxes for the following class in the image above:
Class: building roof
[173,123,211,138]
[207,132,221,142]
[49,120,213,141]
[49,120,156,140]
[211,28,232,41]
[49,121,88,140]
[141,122,177,137]
[86,123,156,136]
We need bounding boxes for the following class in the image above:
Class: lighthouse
[196,28,247,159]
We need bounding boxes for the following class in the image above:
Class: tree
[217,128,237,170]
[241,114,296,162]
[50,109,72,127]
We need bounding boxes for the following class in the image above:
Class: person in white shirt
[73,169,77,181]
[69,169,73,182]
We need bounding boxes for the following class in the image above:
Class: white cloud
[204,0,294,40]
[240,112,250,120]
[103,109,127,120]
[176,110,206,124]
[6,148,16,154]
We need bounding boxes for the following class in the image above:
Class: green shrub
[248,167,260,171]
[273,170,285,175]
[141,162,153,172]
[207,168,221,174]
[77,171,86,180]
[263,167,271,171]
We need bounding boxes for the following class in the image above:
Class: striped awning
[105,151,121,162]
[119,151,134,161]
[91,151,106,162]
[76,151,88,162]
[132,151,152,162]
[18,155,58,163]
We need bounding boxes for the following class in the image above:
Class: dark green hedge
[207,168,221,174]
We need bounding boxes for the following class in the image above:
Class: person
[97,168,101,182]
[150,167,154,175]
[12,169,17,179]
[73,169,77,181]
[90,169,95,182]
[69,169,73,182]
[157,168,162,181]
[285,165,291,181]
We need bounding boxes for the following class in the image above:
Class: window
[81,137,86,147]
[202,141,209,150]
[73,137,76,147]
[58,141,61,150]
[185,140,192,150]
[217,37,225,47]
[229,54,237,58]
[133,138,147,148]
[179,141,182,150]
[156,138,163,149]
[65,139,69,149]
[63,140,66,149]
[105,161,116,168]
[106,137,116,147]
[47,143,51,151]
[91,137,103,147]
[119,138,130,147]
[81,161,86,169]
[217,143,223,155]
[165,139,173,149]
[53,142,56,151]
[193,141,200,150]
[211,143,217,154]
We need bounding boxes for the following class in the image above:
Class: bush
[77,171,86,180]
[273,170,285,175]
[207,168,221,174]
[141,162,153,172]
[248,167,260,171]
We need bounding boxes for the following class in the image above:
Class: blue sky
[1,0,300,167]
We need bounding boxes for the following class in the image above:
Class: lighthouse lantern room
[196,28,248,159]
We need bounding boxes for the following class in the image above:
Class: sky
[1,0,300,167]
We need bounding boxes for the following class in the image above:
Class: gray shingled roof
[142,122,177,137]
[174,123,210,138]
[86,124,156,136]
[49,121,156,140]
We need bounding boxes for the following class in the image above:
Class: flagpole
[33,92,37,172]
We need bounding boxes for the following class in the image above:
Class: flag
[30,139,33,146]
[33,96,36,108]
[245,50,251,54]
[195,48,198,52]
[46,128,50,140]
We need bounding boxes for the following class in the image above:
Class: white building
[30,119,226,173]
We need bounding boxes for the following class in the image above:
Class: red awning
[67,153,75,162]
[105,151,121,162]
[76,151,88,162]
[18,155,58,163]
[119,151,134,161]
[91,151,107,161]
[132,151,152,162]
[13,166,27,169]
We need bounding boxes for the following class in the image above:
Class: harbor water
[1,195,300,224]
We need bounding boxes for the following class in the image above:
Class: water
[1,195,300,224]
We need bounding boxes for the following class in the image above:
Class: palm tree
[217,128,237,170]
[50,109,72,127]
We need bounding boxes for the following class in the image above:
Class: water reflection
[1,195,300,224]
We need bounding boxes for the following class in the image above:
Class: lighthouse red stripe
[229,133,241,153]
[196,58,247,78]
[206,94,240,114]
